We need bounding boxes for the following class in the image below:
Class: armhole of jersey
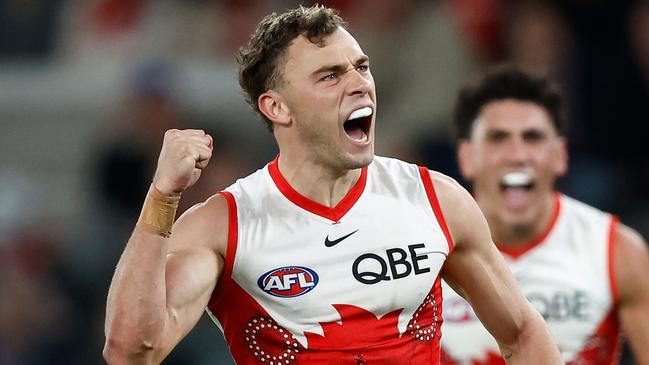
[218,191,239,278]
[607,215,620,304]
[418,166,454,254]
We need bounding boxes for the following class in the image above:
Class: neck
[487,193,558,248]
[276,154,362,208]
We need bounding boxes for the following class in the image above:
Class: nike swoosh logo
[324,229,359,247]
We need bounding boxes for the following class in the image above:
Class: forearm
[615,224,649,365]
[103,130,218,364]
[104,185,181,363]
[104,229,171,363]
[620,296,649,365]
[499,309,562,365]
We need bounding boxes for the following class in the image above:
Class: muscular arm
[103,129,229,364]
[104,194,228,364]
[432,171,561,364]
[614,223,649,364]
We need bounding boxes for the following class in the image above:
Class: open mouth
[500,172,534,211]
[499,172,534,191]
[344,107,373,142]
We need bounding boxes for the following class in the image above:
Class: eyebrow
[485,128,510,139]
[484,127,549,139]
[522,129,548,138]
[311,55,369,76]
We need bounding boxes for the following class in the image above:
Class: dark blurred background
[1,0,647,364]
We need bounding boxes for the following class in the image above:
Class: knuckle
[180,144,194,155]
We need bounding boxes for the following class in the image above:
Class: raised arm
[614,223,649,364]
[431,171,562,364]
[103,129,229,364]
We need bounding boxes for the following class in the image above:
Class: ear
[258,91,291,127]
[553,136,568,177]
[457,139,475,180]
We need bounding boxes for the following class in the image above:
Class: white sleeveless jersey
[440,194,620,365]
[207,156,454,364]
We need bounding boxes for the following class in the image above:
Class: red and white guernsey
[207,156,454,364]
[440,194,621,365]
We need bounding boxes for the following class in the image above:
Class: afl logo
[257,266,319,298]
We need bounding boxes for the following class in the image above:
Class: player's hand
[152,129,213,196]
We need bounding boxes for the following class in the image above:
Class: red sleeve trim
[418,166,454,254]
[607,215,620,304]
[218,191,238,278]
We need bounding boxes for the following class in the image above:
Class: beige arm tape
[136,184,181,238]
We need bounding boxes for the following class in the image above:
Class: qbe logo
[257,266,319,298]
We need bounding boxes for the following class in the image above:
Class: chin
[502,211,537,231]
[352,148,375,167]
[344,156,373,170]
[334,152,372,171]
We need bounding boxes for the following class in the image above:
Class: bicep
[159,195,229,353]
[443,238,528,347]
[432,172,530,346]
[164,249,223,335]
[615,224,649,363]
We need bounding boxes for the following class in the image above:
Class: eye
[486,130,508,144]
[322,73,337,81]
[356,64,369,72]
[522,130,546,143]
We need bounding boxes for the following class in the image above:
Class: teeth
[347,107,373,121]
[501,172,533,187]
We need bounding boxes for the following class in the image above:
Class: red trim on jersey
[418,166,455,254]
[607,215,620,304]
[218,191,238,278]
[267,156,368,222]
[498,193,561,259]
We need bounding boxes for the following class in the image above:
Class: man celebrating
[103,6,561,364]
[441,67,649,364]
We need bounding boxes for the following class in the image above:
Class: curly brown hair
[237,5,346,131]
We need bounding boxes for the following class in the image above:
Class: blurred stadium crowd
[1,0,648,364]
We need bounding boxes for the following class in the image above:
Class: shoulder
[428,170,465,196]
[172,193,231,258]
[423,169,489,248]
[560,194,612,226]
[615,222,646,248]
[224,162,277,211]
[372,156,462,189]
[428,170,476,218]
[614,221,649,303]
[371,155,420,176]
[189,193,231,224]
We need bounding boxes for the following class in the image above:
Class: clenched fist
[152,129,213,196]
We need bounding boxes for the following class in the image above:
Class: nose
[505,137,532,164]
[346,69,372,97]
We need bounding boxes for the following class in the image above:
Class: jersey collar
[267,156,368,222]
[497,193,562,259]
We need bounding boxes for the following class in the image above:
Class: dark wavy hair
[453,66,567,141]
[237,5,345,131]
